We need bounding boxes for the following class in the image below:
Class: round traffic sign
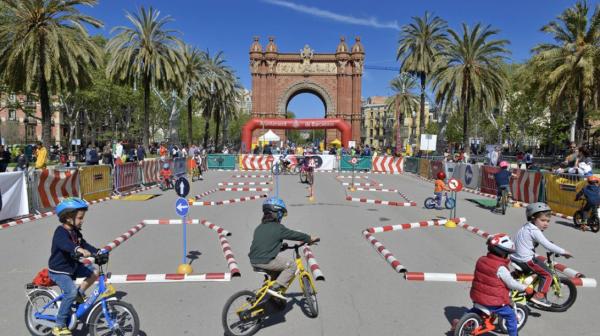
[175,177,190,198]
[350,157,358,165]
[448,178,463,192]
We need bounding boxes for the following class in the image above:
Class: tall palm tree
[396,12,448,139]
[212,69,239,150]
[177,42,203,145]
[0,0,103,147]
[531,1,600,144]
[386,73,419,154]
[106,6,181,149]
[432,23,510,153]
[197,50,230,149]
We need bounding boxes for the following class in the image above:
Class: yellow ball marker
[177,264,193,275]
[444,219,457,228]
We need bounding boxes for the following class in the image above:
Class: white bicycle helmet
[525,202,551,220]
[487,233,515,257]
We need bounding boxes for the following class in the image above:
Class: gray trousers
[252,254,297,287]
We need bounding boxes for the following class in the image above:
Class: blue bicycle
[24,251,139,336]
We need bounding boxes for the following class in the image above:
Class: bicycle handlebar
[280,238,320,251]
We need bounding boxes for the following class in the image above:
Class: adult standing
[516,151,525,169]
[159,143,167,160]
[35,142,48,170]
[563,142,578,169]
[524,150,534,170]
[16,148,29,171]
[114,140,124,163]
[102,144,114,168]
[0,145,11,172]
[136,144,145,161]
[489,146,500,167]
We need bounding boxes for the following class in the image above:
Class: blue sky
[82,0,578,118]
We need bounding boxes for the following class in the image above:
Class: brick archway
[249,36,364,147]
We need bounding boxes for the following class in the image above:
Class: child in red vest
[464,233,534,336]
[160,163,173,188]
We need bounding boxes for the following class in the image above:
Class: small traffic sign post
[175,177,190,198]
[175,197,192,275]
[350,157,358,191]
[447,178,463,221]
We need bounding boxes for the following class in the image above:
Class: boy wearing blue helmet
[248,197,319,294]
[48,198,100,336]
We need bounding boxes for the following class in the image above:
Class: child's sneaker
[75,292,87,304]
[531,293,552,307]
[52,327,72,335]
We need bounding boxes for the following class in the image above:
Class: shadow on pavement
[443,306,469,336]
[187,250,202,264]
[259,292,317,331]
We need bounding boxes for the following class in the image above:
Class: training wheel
[177,264,193,275]
[444,220,457,228]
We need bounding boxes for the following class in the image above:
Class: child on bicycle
[160,162,173,189]
[494,161,516,209]
[193,152,203,180]
[575,175,600,231]
[434,171,450,210]
[460,233,533,336]
[48,198,100,336]
[511,203,572,308]
[248,197,319,297]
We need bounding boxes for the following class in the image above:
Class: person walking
[16,148,29,171]
[0,145,11,172]
[136,144,145,162]
[35,142,48,170]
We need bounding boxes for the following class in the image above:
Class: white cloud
[263,0,400,31]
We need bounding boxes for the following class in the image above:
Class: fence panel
[79,165,112,202]
[509,169,544,204]
[340,155,372,171]
[113,162,141,193]
[418,159,431,179]
[172,157,187,177]
[141,159,161,185]
[207,154,237,170]
[480,166,501,195]
[404,157,419,173]
[430,160,445,179]
[239,154,273,170]
[372,156,403,174]
[544,173,586,217]
[30,168,79,212]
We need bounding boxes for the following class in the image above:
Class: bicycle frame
[511,255,562,304]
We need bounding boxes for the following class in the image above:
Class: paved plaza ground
[2,171,598,335]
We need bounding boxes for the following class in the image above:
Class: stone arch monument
[249,36,364,147]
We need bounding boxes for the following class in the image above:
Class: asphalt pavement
[1,170,598,335]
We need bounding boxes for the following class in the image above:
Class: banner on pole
[0,172,29,221]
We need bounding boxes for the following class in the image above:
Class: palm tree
[211,69,239,150]
[386,74,419,154]
[531,1,600,144]
[396,12,448,140]
[106,6,181,149]
[0,0,103,147]
[177,42,203,145]
[432,23,510,153]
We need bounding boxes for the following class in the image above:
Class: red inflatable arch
[241,118,351,153]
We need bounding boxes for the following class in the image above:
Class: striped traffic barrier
[302,246,325,281]
[404,272,596,288]
[219,187,271,192]
[363,231,406,273]
[232,174,271,178]
[366,218,466,234]
[346,196,416,207]
[457,222,491,239]
[341,182,379,187]
[219,234,241,277]
[141,219,231,236]
[218,182,271,186]
[76,273,231,284]
[82,223,147,265]
[194,187,220,200]
[351,187,399,193]
[191,194,268,206]
[336,175,371,179]
[396,190,414,203]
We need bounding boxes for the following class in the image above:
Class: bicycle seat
[473,303,492,316]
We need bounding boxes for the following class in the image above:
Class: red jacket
[470,253,511,306]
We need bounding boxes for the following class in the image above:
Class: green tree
[177,42,203,144]
[531,1,600,144]
[0,0,103,146]
[396,12,448,138]
[386,73,419,153]
[106,6,181,150]
[432,23,510,153]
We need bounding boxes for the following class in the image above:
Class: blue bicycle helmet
[163,163,170,169]
[56,197,88,217]
[263,197,287,220]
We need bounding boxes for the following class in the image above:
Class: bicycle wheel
[445,197,456,209]
[590,215,600,233]
[222,290,263,336]
[24,291,57,336]
[545,277,577,312]
[271,163,281,176]
[292,165,301,175]
[307,172,314,186]
[300,275,318,318]
[453,312,483,336]
[573,210,583,228]
[299,171,307,183]
[498,303,529,333]
[424,197,437,209]
[88,300,139,336]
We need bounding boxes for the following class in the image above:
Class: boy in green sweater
[248,197,319,294]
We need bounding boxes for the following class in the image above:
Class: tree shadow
[187,250,202,265]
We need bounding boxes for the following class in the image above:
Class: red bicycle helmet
[587,175,599,183]
[437,172,446,180]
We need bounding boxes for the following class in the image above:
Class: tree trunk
[143,74,150,151]
[576,75,585,145]
[203,102,211,149]
[38,34,51,147]
[419,73,426,142]
[214,109,221,151]
[222,113,229,149]
[461,77,470,154]
[187,96,193,145]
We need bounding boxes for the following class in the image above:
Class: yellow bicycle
[222,241,319,336]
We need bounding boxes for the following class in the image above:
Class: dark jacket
[470,253,511,306]
[494,169,512,187]
[48,226,98,276]
[577,184,600,206]
[248,220,311,264]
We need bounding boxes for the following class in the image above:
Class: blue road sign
[175,197,189,217]
[175,177,190,198]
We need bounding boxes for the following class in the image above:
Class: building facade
[235,88,252,115]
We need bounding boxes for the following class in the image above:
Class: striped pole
[346,196,417,207]
[191,194,268,206]
[366,218,466,234]
[363,231,406,273]
[83,223,147,265]
[76,273,231,284]
[405,272,596,288]
[302,246,325,281]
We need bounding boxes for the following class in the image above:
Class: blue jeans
[496,185,509,205]
[474,304,518,336]
[49,265,94,328]
[434,192,443,208]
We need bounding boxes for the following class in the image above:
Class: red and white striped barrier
[346,196,416,207]
[341,182,379,187]
[404,272,596,288]
[218,181,271,186]
[366,218,465,234]
[219,187,271,192]
[232,174,271,178]
[396,191,413,202]
[372,156,403,174]
[35,169,79,209]
[352,187,399,193]
[302,246,325,281]
[457,222,491,239]
[141,219,231,236]
[336,175,371,179]
[82,223,147,265]
[76,273,231,284]
[363,231,406,273]
[141,159,161,184]
[194,187,219,200]
[536,255,584,278]
[219,234,241,277]
[0,211,55,230]
[191,194,268,206]
[240,154,273,171]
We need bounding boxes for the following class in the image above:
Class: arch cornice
[277,80,336,117]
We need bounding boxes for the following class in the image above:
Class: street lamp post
[410,110,417,152]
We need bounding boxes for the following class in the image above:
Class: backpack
[32,268,56,287]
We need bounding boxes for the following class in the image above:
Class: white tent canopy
[258,129,280,142]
